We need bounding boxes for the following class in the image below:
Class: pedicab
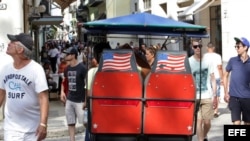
[84,12,208,141]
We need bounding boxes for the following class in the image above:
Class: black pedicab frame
[84,12,208,141]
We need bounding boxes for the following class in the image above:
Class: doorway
[210,5,222,55]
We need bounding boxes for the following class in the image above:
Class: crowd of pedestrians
[1,32,250,141]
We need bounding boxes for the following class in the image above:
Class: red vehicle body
[88,49,196,141]
[84,12,208,141]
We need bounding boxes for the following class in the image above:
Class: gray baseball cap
[7,33,34,51]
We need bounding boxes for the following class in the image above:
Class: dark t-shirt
[226,56,250,98]
[64,63,87,102]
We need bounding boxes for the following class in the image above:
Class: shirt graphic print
[193,68,208,92]
[4,74,32,99]
[68,70,77,91]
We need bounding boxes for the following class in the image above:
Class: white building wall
[106,0,182,49]
[0,0,24,76]
[106,0,131,18]
[0,0,24,120]
[106,0,137,49]
[63,7,74,42]
[0,0,23,57]
[147,0,183,50]
[221,0,250,63]
[104,0,248,53]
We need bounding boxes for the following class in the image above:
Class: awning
[178,0,213,17]
[53,0,77,11]
[31,16,63,26]
[84,12,209,37]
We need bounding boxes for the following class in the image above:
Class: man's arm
[210,73,217,96]
[39,90,49,126]
[36,90,49,141]
[83,89,91,109]
[60,77,67,103]
[223,71,230,103]
[0,89,5,107]
[210,73,218,108]
[217,64,223,84]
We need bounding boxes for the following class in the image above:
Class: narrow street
[45,133,85,141]
[44,103,231,141]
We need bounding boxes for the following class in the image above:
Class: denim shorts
[215,79,221,97]
[210,78,221,97]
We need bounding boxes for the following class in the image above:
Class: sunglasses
[193,45,202,49]
[235,45,243,49]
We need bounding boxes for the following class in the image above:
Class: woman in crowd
[145,46,157,68]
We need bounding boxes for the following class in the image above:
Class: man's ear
[16,45,25,54]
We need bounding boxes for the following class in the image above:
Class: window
[134,2,138,12]
[143,0,151,9]
[177,0,194,8]
[160,3,167,14]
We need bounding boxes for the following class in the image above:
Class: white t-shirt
[189,55,215,99]
[0,60,48,132]
[203,52,222,79]
[77,52,85,63]
[48,48,59,58]
[86,67,98,91]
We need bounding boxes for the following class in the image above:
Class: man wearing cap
[224,37,250,125]
[60,47,87,141]
[0,33,49,141]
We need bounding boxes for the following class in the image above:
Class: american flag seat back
[143,50,196,135]
[91,49,143,134]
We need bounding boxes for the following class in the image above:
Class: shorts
[65,100,85,125]
[197,98,214,120]
[4,130,38,141]
[228,96,250,122]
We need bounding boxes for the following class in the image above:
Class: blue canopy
[84,12,208,37]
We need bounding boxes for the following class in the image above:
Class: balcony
[69,5,77,13]
[29,16,63,26]
[177,0,194,7]
[88,0,103,7]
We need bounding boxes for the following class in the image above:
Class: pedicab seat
[143,50,196,136]
[91,49,143,135]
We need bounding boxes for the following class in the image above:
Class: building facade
[85,0,250,64]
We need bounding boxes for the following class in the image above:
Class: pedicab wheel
[90,133,96,141]
[186,135,193,141]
